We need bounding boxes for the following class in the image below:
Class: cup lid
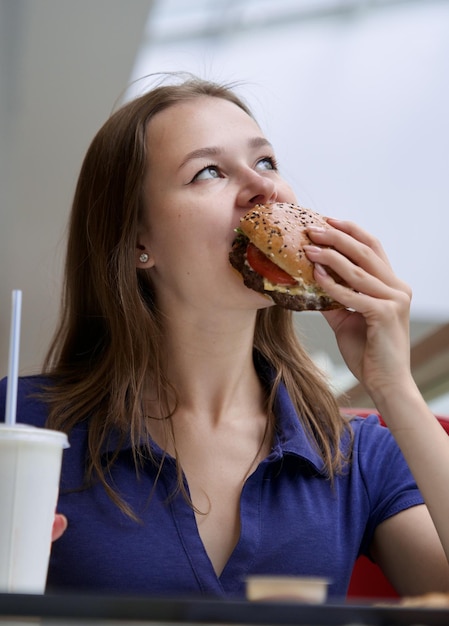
[0,422,69,448]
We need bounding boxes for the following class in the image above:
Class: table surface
[1,592,449,626]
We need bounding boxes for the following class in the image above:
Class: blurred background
[1,0,448,412]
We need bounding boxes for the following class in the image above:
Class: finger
[312,260,411,316]
[305,217,412,297]
[305,243,411,298]
[326,218,392,267]
[309,218,392,269]
[52,513,68,542]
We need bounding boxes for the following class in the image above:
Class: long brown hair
[43,74,351,514]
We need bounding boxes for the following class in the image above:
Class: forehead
[145,96,263,159]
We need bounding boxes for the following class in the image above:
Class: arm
[372,505,449,595]
[305,220,449,586]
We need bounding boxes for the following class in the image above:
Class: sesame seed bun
[239,203,329,286]
[230,202,344,311]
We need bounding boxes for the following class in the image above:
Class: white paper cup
[0,423,69,594]
[246,575,329,603]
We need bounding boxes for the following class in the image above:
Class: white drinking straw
[4,289,22,426]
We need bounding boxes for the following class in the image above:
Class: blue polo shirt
[0,373,423,599]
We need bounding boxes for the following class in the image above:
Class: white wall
[131,0,449,321]
[1,0,447,397]
[0,0,151,376]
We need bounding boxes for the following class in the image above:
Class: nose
[237,168,277,209]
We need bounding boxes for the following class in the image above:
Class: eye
[256,156,278,171]
[191,165,222,182]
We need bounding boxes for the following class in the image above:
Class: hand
[304,218,413,400]
[52,513,68,541]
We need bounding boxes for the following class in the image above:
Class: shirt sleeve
[0,375,49,427]
[352,414,425,557]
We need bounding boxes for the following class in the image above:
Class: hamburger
[229,202,344,311]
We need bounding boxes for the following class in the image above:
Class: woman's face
[139,95,296,314]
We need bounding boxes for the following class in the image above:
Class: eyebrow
[178,137,273,170]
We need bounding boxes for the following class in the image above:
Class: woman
[2,74,449,598]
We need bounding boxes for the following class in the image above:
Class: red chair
[345,408,449,600]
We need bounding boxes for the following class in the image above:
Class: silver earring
[139,252,149,263]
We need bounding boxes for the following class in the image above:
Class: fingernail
[303,245,322,253]
[315,263,328,276]
[308,226,326,233]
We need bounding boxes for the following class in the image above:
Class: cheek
[149,215,204,270]
[144,189,232,264]
[145,203,187,247]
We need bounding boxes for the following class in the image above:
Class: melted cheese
[263,277,328,298]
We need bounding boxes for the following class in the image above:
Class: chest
[52,453,366,598]
[181,439,270,576]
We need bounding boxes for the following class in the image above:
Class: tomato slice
[246,243,297,285]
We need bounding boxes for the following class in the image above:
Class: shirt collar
[254,351,326,474]
[270,378,327,474]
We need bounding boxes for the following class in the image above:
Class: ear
[136,243,155,269]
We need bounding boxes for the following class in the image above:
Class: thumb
[52,513,68,542]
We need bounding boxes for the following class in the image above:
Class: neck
[145,308,265,424]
